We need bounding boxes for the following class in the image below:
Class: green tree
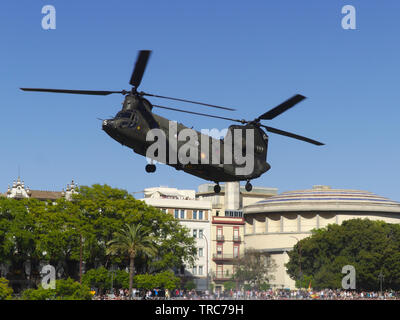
[184,280,196,291]
[154,270,180,291]
[70,184,197,274]
[82,267,129,294]
[21,278,93,300]
[285,219,400,290]
[233,249,276,290]
[82,267,111,294]
[295,274,313,289]
[0,278,13,300]
[107,223,157,298]
[0,198,40,288]
[223,280,236,291]
[133,271,180,291]
[0,184,196,289]
[134,273,156,290]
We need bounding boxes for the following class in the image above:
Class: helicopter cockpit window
[115,111,132,119]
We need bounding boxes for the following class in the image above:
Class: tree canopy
[232,249,276,290]
[0,184,196,294]
[285,219,400,291]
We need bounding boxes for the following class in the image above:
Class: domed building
[243,185,400,289]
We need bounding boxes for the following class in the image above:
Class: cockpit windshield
[115,111,132,119]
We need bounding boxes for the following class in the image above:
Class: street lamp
[79,233,83,284]
[378,271,384,298]
[290,236,302,289]
[110,265,117,298]
[201,234,209,294]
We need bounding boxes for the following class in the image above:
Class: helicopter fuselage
[102,95,271,183]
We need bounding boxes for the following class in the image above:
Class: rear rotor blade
[20,88,127,96]
[258,94,306,120]
[153,105,246,123]
[261,124,324,145]
[141,92,236,111]
[129,50,152,88]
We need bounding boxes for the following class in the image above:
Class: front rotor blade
[141,92,236,111]
[261,124,324,146]
[20,88,126,96]
[258,94,306,120]
[153,105,246,123]
[129,50,152,88]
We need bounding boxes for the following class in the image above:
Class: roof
[244,185,400,214]
[28,190,63,200]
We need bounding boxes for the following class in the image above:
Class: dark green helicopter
[21,50,324,194]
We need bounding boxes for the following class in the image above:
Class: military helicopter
[21,50,324,194]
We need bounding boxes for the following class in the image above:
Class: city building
[2,177,78,201]
[196,182,277,292]
[244,185,400,289]
[140,186,212,290]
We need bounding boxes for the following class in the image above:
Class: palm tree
[106,223,157,299]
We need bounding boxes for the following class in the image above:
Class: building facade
[244,185,400,289]
[140,187,212,290]
[2,177,78,201]
[196,182,277,292]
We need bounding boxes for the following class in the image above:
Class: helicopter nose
[102,119,116,132]
[102,119,114,128]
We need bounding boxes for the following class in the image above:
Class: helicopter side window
[119,121,129,128]
[128,112,138,128]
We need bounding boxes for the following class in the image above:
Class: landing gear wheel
[145,164,156,173]
[245,181,253,192]
[214,184,221,194]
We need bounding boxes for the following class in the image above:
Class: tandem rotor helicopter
[21,50,324,194]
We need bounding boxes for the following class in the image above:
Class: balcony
[216,235,225,242]
[213,271,232,281]
[233,235,241,242]
[212,253,241,262]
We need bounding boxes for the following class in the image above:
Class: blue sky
[1,1,400,201]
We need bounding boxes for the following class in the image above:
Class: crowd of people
[92,287,400,300]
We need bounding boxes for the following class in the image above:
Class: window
[217,226,223,241]
[115,111,132,119]
[233,227,240,241]
[193,229,197,238]
[193,210,197,220]
[217,265,223,278]
[180,210,185,219]
[199,210,203,220]
[217,245,223,256]
[198,248,203,257]
[224,210,243,217]
[233,245,239,258]
[192,266,197,275]
[198,266,203,275]
[174,209,179,219]
[199,229,203,239]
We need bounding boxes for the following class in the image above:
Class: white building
[196,182,277,291]
[244,185,400,289]
[140,186,212,291]
[4,177,78,201]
